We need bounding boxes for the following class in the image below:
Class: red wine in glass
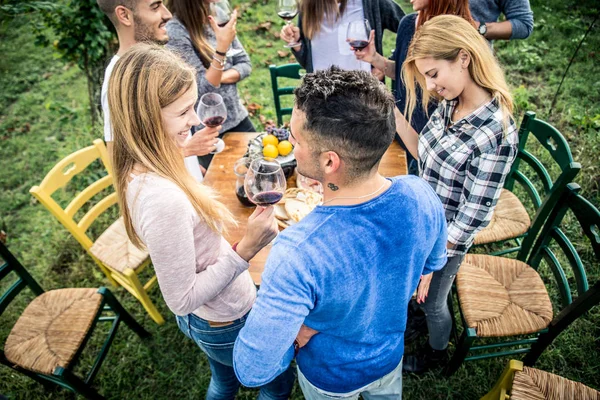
[348,40,369,50]
[251,191,284,206]
[277,10,298,21]
[203,116,225,128]
[217,20,230,27]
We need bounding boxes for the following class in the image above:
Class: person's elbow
[510,18,534,39]
[233,346,280,387]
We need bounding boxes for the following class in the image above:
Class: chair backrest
[526,183,600,308]
[0,242,44,318]
[269,63,302,126]
[505,111,581,208]
[29,139,115,254]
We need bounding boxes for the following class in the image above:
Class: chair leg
[124,269,165,325]
[55,368,105,400]
[99,287,151,339]
[480,360,523,400]
[91,257,119,287]
[444,327,476,376]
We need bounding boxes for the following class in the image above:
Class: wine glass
[209,0,242,57]
[244,157,287,207]
[346,19,371,51]
[278,0,300,48]
[197,93,226,154]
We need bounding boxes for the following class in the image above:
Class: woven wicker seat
[456,254,553,337]
[474,189,531,245]
[90,217,148,273]
[511,366,600,400]
[4,288,102,375]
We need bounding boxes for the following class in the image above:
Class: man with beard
[97,0,218,181]
[233,67,448,398]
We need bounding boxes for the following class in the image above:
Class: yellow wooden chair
[29,139,164,325]
[482,360,600,399]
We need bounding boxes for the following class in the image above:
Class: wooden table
[203,132,407,285]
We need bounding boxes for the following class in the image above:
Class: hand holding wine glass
[197,93,227,154]
[278,0,300,48]
[236,206,279,261]
[208,2,239,56]
[347,19,372,53]
[352,29,376,63]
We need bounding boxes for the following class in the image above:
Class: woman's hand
[280,23,301,50]
[235,206,278,261]
[209,9,238,52]
[351,29,376,64]
[183,126,221,157]
[417,273,433,304]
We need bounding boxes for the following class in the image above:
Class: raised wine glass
[197,93,226,154]
[209,0,242,57]
[346,19,371,51]
[278,0,300,48]
[244,157,287,207]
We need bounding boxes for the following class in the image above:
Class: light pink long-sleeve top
[126,172,256,322]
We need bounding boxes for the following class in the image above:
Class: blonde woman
[397,15,518,373]
[109,44,294,399]
[280,0,404,73]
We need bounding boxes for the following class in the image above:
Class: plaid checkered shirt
[418,98,518,256]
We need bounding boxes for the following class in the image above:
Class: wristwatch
[478,22,488,36]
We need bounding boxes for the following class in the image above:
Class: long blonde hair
[402,15,513,129]
[168,0,214,68]
[108,43,235,248]
[300,0,348,40]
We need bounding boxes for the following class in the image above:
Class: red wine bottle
[236,187,255,207]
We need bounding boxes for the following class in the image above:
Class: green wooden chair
[269,63,302,126]
[445,183,600,375]
[472,111,581,256]
[0,241,150,399]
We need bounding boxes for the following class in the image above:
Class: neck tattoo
[327,183,339,191]
[323,181,388,205]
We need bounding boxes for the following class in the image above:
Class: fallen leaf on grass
[254,22,272,32]
[265,42,273,48]
[247,103,262,116]
[277,50,290,58]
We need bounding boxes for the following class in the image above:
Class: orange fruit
[277,140,293,156]
[263,144,279,158]
[262,134,279,147]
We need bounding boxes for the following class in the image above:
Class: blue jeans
[176,312,295,400]
[421,254,466,350]
[297,358,403,400]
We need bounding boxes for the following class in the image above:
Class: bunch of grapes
[266,125,290,141]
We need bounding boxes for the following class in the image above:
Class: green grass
[1,0,599,398]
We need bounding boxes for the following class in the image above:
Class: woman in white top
[108,43,294,399]
[280,0,404,74]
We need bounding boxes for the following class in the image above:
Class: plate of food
[246,126,297,178]
[274,188,323,229]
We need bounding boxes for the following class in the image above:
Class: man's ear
[320,151,342,175]
[115,5,134,27]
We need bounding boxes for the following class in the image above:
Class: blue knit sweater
[233,176,448,393]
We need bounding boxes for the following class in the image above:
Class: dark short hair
[294,66,396,181]
[97,0,137,24]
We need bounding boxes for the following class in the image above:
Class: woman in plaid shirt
[397,15,518,373]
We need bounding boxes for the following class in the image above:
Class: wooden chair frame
[269,63,302,126]
[446,183,600,375]
[0,241,150,399]
[29,139,163,324]
[475,111,581,256]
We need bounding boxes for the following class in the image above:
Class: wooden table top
[203,132,407,285]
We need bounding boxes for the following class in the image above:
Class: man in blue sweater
[233,67,448,398]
